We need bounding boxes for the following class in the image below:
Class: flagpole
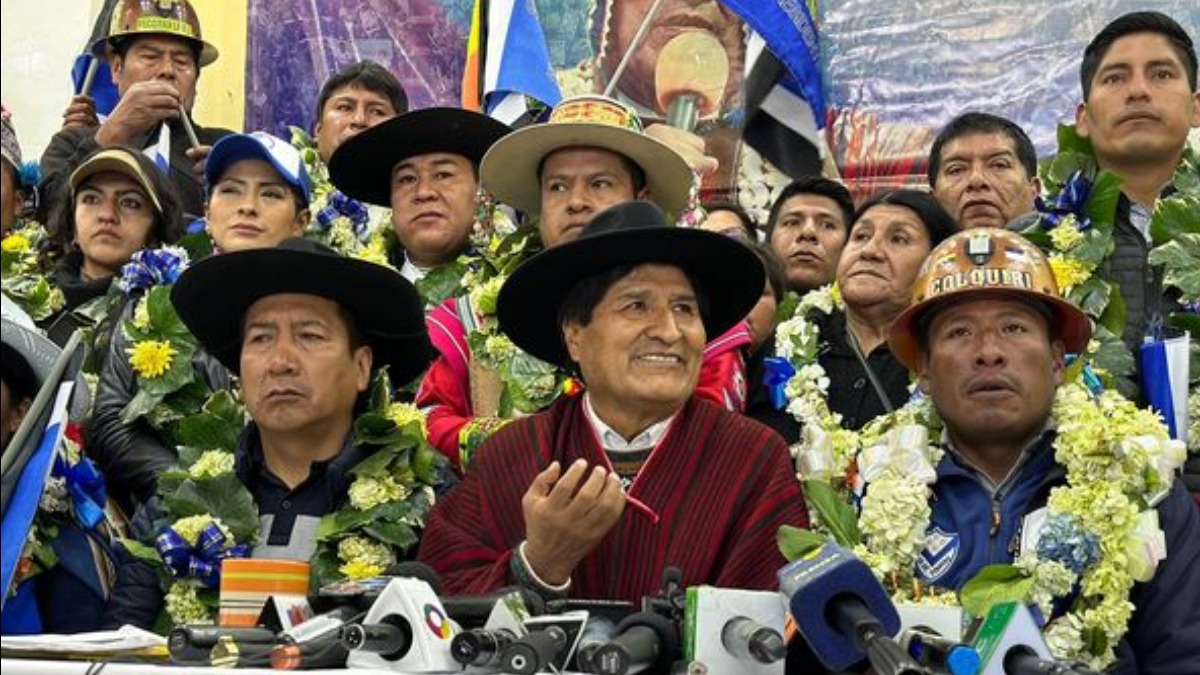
[602,0,668,97]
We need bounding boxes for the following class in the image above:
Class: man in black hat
[103,238,433,628]
[328,108,510,283]
[418,201,808,604]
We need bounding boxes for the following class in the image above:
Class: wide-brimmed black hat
[497,201,765,369]
[172,238,433,383]
[328,107,511,207]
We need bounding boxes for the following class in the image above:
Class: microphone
[270,638,349,670]
[900,627,980,675]
[167,625,277,664]
[278,605,362,645]
[450,627,517,667]
[575,615,617,672]
[973,601,1054,675]
[341,614,413,661]
[441,586,546,629]
[501,625,569,674]
[383,560,442,594]
[779,543,920,674]
[653,32,730,132]
[721,616,787,665]
[588,612,679,675]
[1002,645,1103,675]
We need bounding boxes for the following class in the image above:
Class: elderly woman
[748,189,958,438]
[89,132,311,513]
[38,147,183,345]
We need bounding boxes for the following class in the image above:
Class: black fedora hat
[497,201,765,369]
[171,238,433,384]
[328,107,511,207]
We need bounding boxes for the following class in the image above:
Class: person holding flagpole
[38,0,233,225]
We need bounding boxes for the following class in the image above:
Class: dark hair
[556,264,711,367]
[315,60,409,125]
[536,147,648,196]
[764,176,854,242]
[1081,11,1197,100]
[748,240,787,302]
[701,200,758,239]
[109,35,201,70]
[852,189,958,249]
[0,342,39,404]
[40,146,184,272]
[927,112,1038,187]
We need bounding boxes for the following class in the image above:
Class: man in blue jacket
[888,228,1200,674]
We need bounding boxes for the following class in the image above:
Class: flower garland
[1,220,65,321]
[785,383,1185,670]
[311,368,445,588]
[290,127,392,258]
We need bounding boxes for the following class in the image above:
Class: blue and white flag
[1140,332,1191,442]
[145,124,171,175]
[481,0,561,126]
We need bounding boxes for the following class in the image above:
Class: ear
[354,345,373,392]
[916,352,932,394]
[1028,175,1042,203]
[292,209,310,236]
[1190,91,1200,128]
[1074,102,1091,139]
[563,321,585,367]
[108,55,123,85]
[1050,340,1066,387]
[635,186,652,202]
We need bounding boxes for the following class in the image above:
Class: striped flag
[721,0,827,179]
[462,0,561,126]
[70,0,121,116]
[145,124,171,175]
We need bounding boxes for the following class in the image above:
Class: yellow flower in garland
[1048,255,1092,293]
[128,339,177,378]
[348,474,409,511]
[337,535,394,581]
[1047,216,1085,251]
[2,233,31,253]
[340,560,385,581]
[131,296,151,330]
[385,402,427,440]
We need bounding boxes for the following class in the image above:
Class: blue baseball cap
[205,132,311,206]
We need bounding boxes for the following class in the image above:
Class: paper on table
[1,626,165,655]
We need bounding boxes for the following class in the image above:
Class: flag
[145,123,171,175]
[720,0,826,179]
[462,0,561,126]
[70,0,122,116]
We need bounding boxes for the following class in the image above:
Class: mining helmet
[887,228,1092,370]
[94,0,219,68]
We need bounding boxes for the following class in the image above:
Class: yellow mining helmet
[94,0,218,68]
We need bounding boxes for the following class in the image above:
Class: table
[0,660,401,674]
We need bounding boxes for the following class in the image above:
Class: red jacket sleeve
[415,355,473,469]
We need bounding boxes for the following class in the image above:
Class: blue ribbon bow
[763,357,797,411]
[316,190,370,239]
[155,522,250,588]
[53,454,106,530]
[1037,170,1093,231]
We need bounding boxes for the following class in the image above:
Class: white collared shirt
[400,256,430,283]
[582,393,675,453]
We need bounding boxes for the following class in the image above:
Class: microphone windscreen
[778,543,901,672]
[384,561,442,594]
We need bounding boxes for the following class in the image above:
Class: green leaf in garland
[1067,276,1112,320]
[1168,312,1200,335]
[959,564,1036,618]
[346,447,396,478]
[1096,282,1126,337]
[1148,233,1200,302]
[802,479,861,548]
[120,537,165,567]
[310,549,342,590]
[416,262,467,307]
[1149,197,1200,246]
[1083,170,1122,232]
[1056,124,1094,156]
[777,525,830,562]
[368,369,392,412]
[364,521,419,551]
[121,386,162,425]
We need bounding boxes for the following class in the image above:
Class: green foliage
[778,525,830,562]
[960,564,1036,618]
[803,479,862,548]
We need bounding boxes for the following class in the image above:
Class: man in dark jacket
[39,0,232,223]
[103,237,432,628]
[887,228,1200,673]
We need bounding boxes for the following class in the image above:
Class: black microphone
[270,637,350,670]
[341,614,413,661]
[440,586,546,629]
[501,625,569,674]
[450,627,517,667]
[588,612,679,675]
[575,615,618,672]
[899,627,980,675]
[167,625,277,664]
[1004,645,1104,675]
[721,615,787,664]
[829,594,925,675]
[383,560,442,594]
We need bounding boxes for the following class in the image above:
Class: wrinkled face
[919,297,1064,452]
[603,0,744,114]
[768,193,847,293]
[315,84,399,163]
[837,204,933,316]
[933,132,1039,229]
[390,153,477,266]
[1077,32,1200,170]
[73,171,157,278]
[563,264,705,419]
[240,294,371,436]
[1,162,21,235]
[206,159,307,253]
[110,35,199,111]
[538,147,644,248]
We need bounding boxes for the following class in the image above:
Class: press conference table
[0,660,405,674]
